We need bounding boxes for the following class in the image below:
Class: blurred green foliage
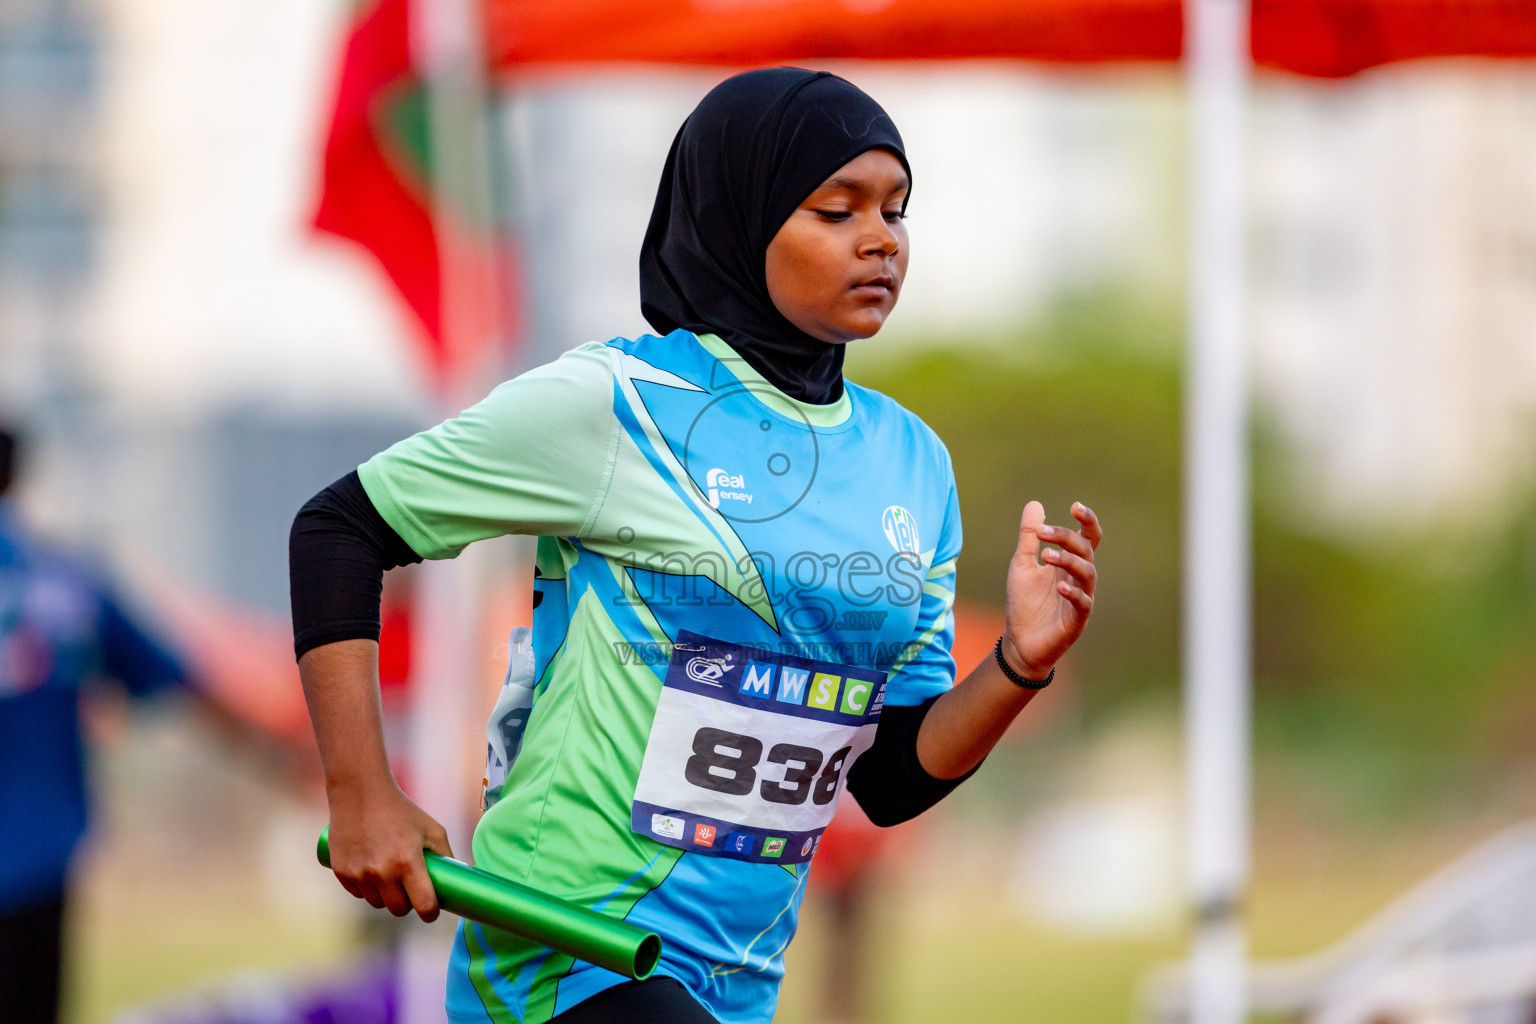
[852,298,1536,816]
[850,297,1187,712]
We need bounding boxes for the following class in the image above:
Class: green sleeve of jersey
[358,343,617,559]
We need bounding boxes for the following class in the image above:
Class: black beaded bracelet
[994,635,1054,689]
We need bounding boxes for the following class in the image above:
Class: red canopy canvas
[486,0,1536,77]
[315,0,1536,359]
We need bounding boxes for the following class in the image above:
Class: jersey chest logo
[882,505,920,556]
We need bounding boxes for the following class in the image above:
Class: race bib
[631,631,886,865]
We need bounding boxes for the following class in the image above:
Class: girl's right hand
[324,780,453,921]
[1000,500,1100,679]
[296,639,453,923]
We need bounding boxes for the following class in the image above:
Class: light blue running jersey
[358,329,960,1023]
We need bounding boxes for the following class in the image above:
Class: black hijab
[639,68,909,405]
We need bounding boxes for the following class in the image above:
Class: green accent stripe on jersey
[582,348,777,631]
[891,592,955,673]
[469,587,684,1023]
[694,333,853,428]
[707,865,810,979]
[463,924,529,1024]
[605,556,672,650]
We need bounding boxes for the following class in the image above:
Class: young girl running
[290,67,1101,1024]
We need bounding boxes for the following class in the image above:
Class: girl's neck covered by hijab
[638,68,909,406]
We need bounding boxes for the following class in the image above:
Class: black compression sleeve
[289,470,423,661]
[845,695,981,827]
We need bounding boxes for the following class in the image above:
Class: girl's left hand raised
[1000,501,1102,680]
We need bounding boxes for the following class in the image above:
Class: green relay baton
[317,826,661,980]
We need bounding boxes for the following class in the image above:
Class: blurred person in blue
[0,425,190,1024]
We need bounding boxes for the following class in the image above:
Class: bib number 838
[684,727,851,807]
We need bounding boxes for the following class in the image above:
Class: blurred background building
[3,0,429,619]
[1252,69,1536,530]
[0,0,100,463]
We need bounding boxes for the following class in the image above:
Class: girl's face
[764,149,910,346]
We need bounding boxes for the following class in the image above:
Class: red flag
[314,0,443,361]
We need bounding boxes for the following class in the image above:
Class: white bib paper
[630,631,886,864]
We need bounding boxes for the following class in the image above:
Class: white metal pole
[1183,0,1252,1022]
[401,0,499,1022]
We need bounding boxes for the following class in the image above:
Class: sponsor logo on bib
[686,653,732,687]
[728,659,881,723]
[762,837,786,858]
[652,813,684,840]
[739,660,775,697]
[693,823,717,847]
